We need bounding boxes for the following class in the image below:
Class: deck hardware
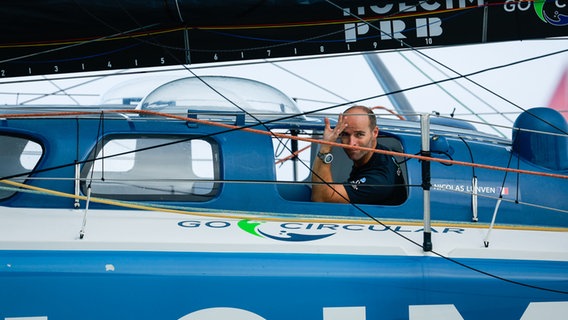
[421,114,432,252]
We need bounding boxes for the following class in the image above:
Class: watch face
[318,152,333,163]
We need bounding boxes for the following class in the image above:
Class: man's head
[339,105,379,166]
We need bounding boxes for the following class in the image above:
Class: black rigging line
[72,0,321,194]
[399,49,515,136]
[17,71,127,105]
[3,106,567,295]
[2,48,567,119]
[0,23,161,65]
[1,0,566,296]
[1,45,564,86]
[327,0,568,136]
[459,136,476,177]
[4,46,567,132]
[192,1,568,294]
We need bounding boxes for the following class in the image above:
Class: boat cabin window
[81,135,219,201]
[0,135,43,199]
[273,130,313,182]
[273,130,408,204]
[272,130,314,202]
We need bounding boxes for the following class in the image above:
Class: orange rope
[2,109,567,180]
[275,144,311,165]
[371,106,406,120]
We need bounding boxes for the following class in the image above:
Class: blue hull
[1,250,567,319]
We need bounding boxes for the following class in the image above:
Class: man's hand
[321,114,348,153]
[311,113,351,203]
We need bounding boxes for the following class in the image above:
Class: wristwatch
[317,151,333,164]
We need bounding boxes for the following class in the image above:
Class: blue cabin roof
[0,77,566,229]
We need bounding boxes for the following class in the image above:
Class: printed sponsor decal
[349,177,366,190]
[432,183,510,195]
[178,219,464,242]
[343,0,567,44]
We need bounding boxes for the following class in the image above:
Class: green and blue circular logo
[534,0,568,26]
[238,219,336,242]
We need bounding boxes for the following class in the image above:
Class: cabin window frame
[271,129,314,202]
[0,133,44,200]
[80,134,220,202]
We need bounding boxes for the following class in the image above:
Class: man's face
[339,111,378,164]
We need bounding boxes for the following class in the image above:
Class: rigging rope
[0,0,566,297]
[326,0,568,136]
[2,109,567,180]
[1,179,566,228]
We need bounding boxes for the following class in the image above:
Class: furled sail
[1,0,567,78]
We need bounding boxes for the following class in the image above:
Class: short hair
[344,105,377,130]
